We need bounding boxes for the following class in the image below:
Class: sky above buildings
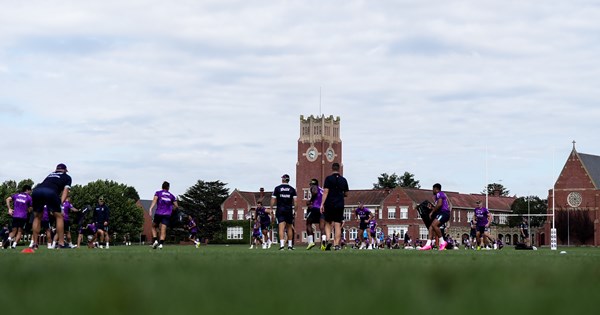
[1,1,599,201]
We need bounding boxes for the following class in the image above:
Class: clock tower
[295,114,342,204]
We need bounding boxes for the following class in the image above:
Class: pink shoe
[439,241,448,251]
[419,245,432,251]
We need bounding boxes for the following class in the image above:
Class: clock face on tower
[567,192,582,207]
[326,148,335,162]
[306,148,318,162]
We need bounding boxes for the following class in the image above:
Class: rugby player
[419,183,449,251]
[473,200,492,250]
[305,179,323,250]
[255,201,272,249]
[93,197,110,249]
[5,185,33,249]
[148,181,179,249]
[186,215,200,248]
[270,174,298,250]
[30,163,72,250]
[320,163,349,251]
[355,201,373,249]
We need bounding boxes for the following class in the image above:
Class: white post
[551,149,557,250]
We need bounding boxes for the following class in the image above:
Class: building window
[419,226,428,240]
[303,208,308,221]
[227,209,234,221]
[227,226,243,240]
[467,211,474,222]
[388,207,396,219]
[400,207,408,219]
[344,208,353,221]
[452,210,456,223]
[237,209,245,220]
[378,208,382,220]
[388,225,408,238]
[303,188,311,200]
[349,228,358,240]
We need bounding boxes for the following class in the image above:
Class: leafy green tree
[509,196,547,227]
[399,172,421,188]
[69,180,144,243]
[373,173,400,189]
[483,183,510,196]
[178,180,229,242]
[0,179,35,227]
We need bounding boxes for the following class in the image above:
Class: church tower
[295,115,342,204]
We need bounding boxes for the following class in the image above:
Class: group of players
[2,164,114,252]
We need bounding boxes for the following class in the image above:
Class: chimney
[259,187,265,199]
[492,188,501,197]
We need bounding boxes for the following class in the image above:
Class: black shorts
[96,222,109,232]
[476,226,489,234]
[12,217,27,230]
[41,220,51,230]
[260,222,271,231]
[470,229,476,238]
[370,231,376,238]
[434,211,450,225]
[153,214,171,226]
[324,205,344,223]
[306,207,321,222]
[276,210,294,224]
[522,232,529,238]
[32,187,61,213]
[359,221,368,230]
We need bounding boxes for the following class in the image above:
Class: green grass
[1,245,599,315]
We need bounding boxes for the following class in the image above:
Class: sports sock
[308,235,314,243]
[159,240,164,245]
[425,239,432,247]
[288,240,293,247]
[321,235,327,243]
[153,237,158,243]
[280,240,285,248]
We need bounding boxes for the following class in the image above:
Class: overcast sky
[1,1,599,202]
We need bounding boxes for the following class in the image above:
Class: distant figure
[186,215,200,248]
[255,201,272,249]
[305,179,324,250]
[473,200,492,250]
[419,183,449,251]
[271,174,298,250]
[520,218,530,247]
[94,197,110,249]
[355,201,373,250]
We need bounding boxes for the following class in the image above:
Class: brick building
[221,114,524,246]
[546,142,600,246]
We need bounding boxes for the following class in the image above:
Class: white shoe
[249,245,254,249]
[105,243,109,249]
[267,241,272,249]
[152,241,159,249]
[262,244,267,249]
[158,244,163,249]
[47,244,54,249]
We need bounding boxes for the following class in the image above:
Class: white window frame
[378,208,382,220]
[400,206,408,219]
[419,225,428,240]
[237,209,245,220]
[388,225,409,239]
[303,188,311,200]
[227,226,243,240]
[343,208,353,221]
[388,207,396,219]
[349,228,358,240]
[227,209,234,221]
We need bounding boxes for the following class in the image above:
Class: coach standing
[31,163,72,250]
[270,174,298,250]
[320,162,349,251]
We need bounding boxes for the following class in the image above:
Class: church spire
[572,140,577,151]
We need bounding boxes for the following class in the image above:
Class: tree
[69,180,144,243]
[0,179,35,227]
[373,173,400,189]
[399,172,421,188]
[178,180,229,242]
[509,196,547,227]
[483,183,510,196]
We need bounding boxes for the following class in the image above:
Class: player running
[148,181,179,249]
[5,185,33,249]
[355,201,373,249]
[368,218,377,250]
[420,183,449,251]
[255,201,272,249]
[186,215,201,248]
[473,200,492,250]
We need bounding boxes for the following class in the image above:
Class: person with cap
[93,196,110,249]
[5,184,33,249]
[148,181,179,249]
[270,174,298,250]
[473,200,492,250]
[30,163,72,250]
[320,162,349,251]
[305,178,324,250]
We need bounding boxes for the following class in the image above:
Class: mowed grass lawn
[1,244,598,315]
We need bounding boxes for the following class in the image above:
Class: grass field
[1,244,599,315]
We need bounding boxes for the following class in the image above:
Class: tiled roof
[345,189,389,206]
[578,152,600,188]
[403,188,515,212]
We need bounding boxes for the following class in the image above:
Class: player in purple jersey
[40,205,55,249]
[185,215,200,248]
[368,219,377,250]
[255,201,272,249]
[250,218,263,249]
[355,201,373,249]
[4,185,33,249]
[320,163,349,251]
[31,163,72,250]
[51,196,79,248]
[148,181,179,249]
[473,200,492,250]
[305,178,324,250]
[76,222,98,248]
[420,183,450,251]
[270,174,298,250]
